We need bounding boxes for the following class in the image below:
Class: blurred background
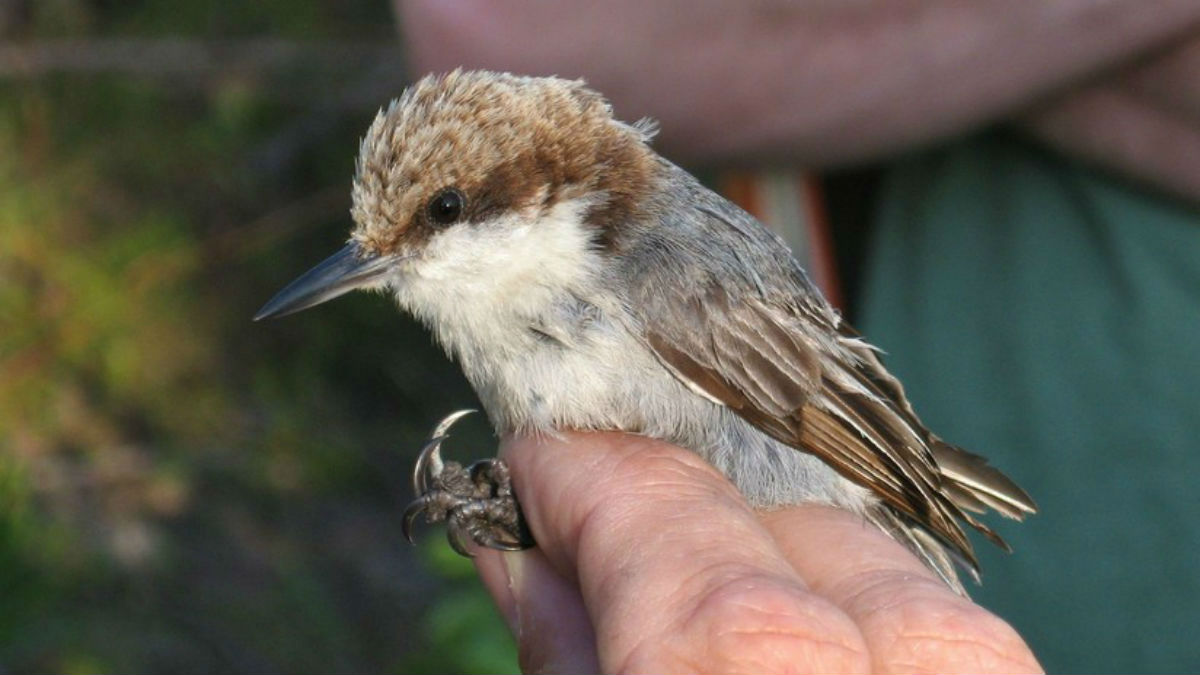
[4,1,1200,673]
[1,1,518,672]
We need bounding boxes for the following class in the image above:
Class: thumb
[475,548,599,674]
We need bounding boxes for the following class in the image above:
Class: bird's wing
[641,284,976,562]
[625,192,1034,570]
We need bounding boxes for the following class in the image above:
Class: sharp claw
[412,435,447,495]
[432,408,476,438]
[447,524,475,558]
[402,497,428,544]
[491,537,526,552]
[411,410,476,495]
[405,409,529,557]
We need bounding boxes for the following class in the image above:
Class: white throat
[391,196,602,368]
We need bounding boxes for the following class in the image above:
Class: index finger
[761,507,1043,673]
[497,431,871,674]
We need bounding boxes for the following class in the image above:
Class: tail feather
[931,440,1038,520]
[869,506,975,596]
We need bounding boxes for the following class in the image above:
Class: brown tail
[931,439,1037,520]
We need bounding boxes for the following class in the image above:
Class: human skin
[399,0,1200,202]
[1020,37,1200,201]
[396,3,1197,670]
[473,433,1041,674]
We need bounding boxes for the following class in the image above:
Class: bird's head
[255,70,659,322]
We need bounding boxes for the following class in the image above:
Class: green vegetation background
[0,1,518,671]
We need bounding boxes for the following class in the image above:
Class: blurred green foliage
[0,1,518,672]
[402,541,521,675]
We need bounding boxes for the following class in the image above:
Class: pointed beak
[254,242,393,320]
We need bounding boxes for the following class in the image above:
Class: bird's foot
[402,409,535,556]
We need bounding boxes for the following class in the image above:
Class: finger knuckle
[880,596,1038,672]
[650,576,870,674]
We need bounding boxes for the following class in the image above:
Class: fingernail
[500,551,525,638]
[500,550,600,674]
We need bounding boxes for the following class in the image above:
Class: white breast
[389,196,868,511]
[391,197,620,424]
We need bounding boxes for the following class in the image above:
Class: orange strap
[719,170,842,309]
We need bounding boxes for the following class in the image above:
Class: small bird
[256,70,1035,593]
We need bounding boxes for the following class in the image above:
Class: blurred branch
[0,38,417,195]
[0,0,30,38]
[0,38,404,87]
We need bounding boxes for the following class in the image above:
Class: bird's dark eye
[427,188,466,226]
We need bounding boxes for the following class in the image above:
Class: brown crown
[350,70,660,255]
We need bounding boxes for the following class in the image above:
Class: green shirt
[860,133,1200,673]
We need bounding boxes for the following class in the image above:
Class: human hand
[1019,34,1200,203]
[473,432,1042,673]
[399,0,1200,168]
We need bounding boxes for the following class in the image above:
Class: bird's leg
[402,409,535,556]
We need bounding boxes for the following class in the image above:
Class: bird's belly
[477,330,871,513]
[481,327,673,433]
